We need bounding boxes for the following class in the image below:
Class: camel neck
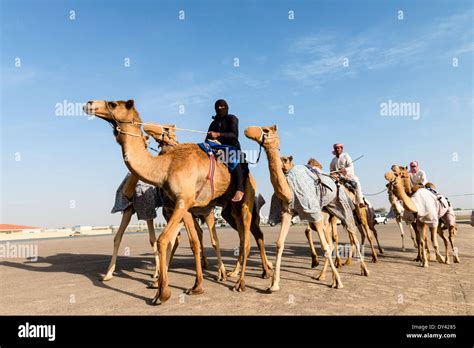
[120,124,170,187]
[264,146,293,203]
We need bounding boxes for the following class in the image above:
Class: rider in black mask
[206,99,246,202]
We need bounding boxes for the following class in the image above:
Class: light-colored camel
[84,100,272,304]
[245,125,369,291]
[143,123,274,282]
[301,156,383,267]
[384,170,447,267]
[386,181,417,251]
[387,167,459,264]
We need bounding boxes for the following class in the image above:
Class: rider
[409,160,428,187]
[330,143,366,208]
[206,99,246,202]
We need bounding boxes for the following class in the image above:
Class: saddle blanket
[197,140,239,172]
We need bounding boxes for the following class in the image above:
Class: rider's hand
[340,168,347,175]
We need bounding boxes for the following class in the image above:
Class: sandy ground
[0,222,472,315]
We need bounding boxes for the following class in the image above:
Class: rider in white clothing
[330,143,365,207]
[409,160,428,186]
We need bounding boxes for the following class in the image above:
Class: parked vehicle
[374,214,388,224]
[470,210,474,227]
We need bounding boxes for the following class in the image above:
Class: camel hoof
[344,259,352,266]
[421,262,429,268]
[159,287,172,303]
[185,286,204,295]
[232,279,246,292]
[261,269,273,279]
[445,259,450,265]
[413,256,422,262]
[311,257,319,269]
[372,256,378,263]
[454,256,460,263]
[147,280,159,289]
[335,258,343,268]
[379,248,385,254]
[227,270,239,278]
[360,266,369,276]
[101,274,113,281]
[216,271,227,282]
[436,255,446,264]
[331,280,344,289]
[315,273,326,281]
[202,259,209,270]
[266,285,280,293]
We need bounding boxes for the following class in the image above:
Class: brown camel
[143,123,273,282]
[102,126,179,282]
[245,125,369,291]
[84,100,272,304]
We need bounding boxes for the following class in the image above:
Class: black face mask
[214,99,229,117]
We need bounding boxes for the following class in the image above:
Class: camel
[386,182,417,251]
[84,100,272,304]
[387,166,459,264]
[384,170,453,267]
[245,125,369,291]
[143,123,273,282]
[301,156,383,267]
[101,125,179,282]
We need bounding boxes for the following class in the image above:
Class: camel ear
[270,124,278,131]
[289,155,293,162]
[125,99,135,110]
[384,172,396,182]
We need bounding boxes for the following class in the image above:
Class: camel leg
[331,217,343,268]
[312,220,343,288]
[448,227,460,263]
[346,224,369,276]
[430,226,445,263]
[204,213,227,281]
[408,223,418,249]
[226,225,243,278]
[152,200,189,305]
[305,225,319,268]
[250,220,274,279]
[182,213,204,295]
[149,223,182,289]
[316,217,336,281]
[102,206,133,281]
[396,217,406,251]
[412,223,422,262]
[194,218,209,270]
[437,227,450,264]
[266,210,292,292]
[232,180,255,292]
[417,222,429,267]
[146,219,160,279]
[370,225,384,254]
[344,228,355,266]
[358,210,378,263]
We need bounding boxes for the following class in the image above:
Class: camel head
[281,155,294,174]
[83,100,142,139]
[244,125,280,149]
[143,124,179,147]
[308,158,323,170]
[391,164,413,195]
[384,171,417,212]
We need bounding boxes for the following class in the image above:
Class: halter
[104,100,142,138]
[247,127,280,165]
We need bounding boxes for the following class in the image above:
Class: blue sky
[1,0,472,228]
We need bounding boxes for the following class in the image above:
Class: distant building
[0,224,42,234]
